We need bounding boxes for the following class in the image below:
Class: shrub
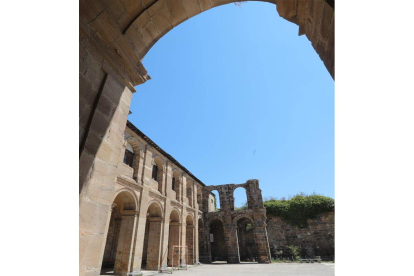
[264,193,334,228]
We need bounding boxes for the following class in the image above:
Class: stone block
[165,0,188,26]
[181,0,201,19]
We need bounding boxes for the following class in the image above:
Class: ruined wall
[266,212,334,258]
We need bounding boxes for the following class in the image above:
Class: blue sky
[129,2,334,207]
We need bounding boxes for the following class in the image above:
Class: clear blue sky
[129,2,334,207]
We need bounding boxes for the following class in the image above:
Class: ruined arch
[209,219,227,262]
[210,190,220,212]
[233,186,248,210]
[236,217,258,262]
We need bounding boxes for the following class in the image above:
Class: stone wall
[266,212,334,259]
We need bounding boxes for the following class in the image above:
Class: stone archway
[142,201,163,270]
[100,190,138,275]
[167,209,181,266]
[236,217,258,262]
[209,219,227,262]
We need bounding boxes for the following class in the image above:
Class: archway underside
[80,0,334,93]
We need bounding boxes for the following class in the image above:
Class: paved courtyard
[139,262,335,276]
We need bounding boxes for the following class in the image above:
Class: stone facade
[79,1,335,275]
[94,120,272,276]
[266,213,335,259]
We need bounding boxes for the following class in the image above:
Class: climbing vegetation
[264,193,334,228]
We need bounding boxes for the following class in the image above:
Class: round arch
[186,214,195,225]
[146,200,164,218]
[169,208,181,222]
[113,188,138,211]
[206,216,225,229]
[233,214,256,226]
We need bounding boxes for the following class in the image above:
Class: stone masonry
[79,1,334,275]
[266,212,335,259]
[95,120,273,276]
[200,180,272,263]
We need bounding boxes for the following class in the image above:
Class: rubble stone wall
[266,212,334,258]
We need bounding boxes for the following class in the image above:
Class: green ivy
[264,193,334,228]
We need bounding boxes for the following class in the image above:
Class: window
[246,223,252,231]
[172,177,176,191]
[152,165,158,180]
[123,149,134,167]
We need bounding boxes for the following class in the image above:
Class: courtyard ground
[138,262,335,276]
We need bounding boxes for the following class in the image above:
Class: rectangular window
[123,150,134,167]
[172,177,176,191]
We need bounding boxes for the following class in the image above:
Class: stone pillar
[253,218,271,263]
[135,147,145,184]
[204,226,212,263]
[114,210,138,275]
[79,73,133,276]
[225,221,240,263]
[146,217,163,270]
[180,212,187,265]
[194,216,199,263]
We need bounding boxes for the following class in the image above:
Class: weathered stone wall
[200,180,272,264]
[266,212,334,258]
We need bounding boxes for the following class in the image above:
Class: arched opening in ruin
[210,190,220,212]
[209,219,227,262]
[233,187,248,210]
[100,191,137,275]
[236,217,258,262]
[186,215,195,264]
[167,209,180,267]
[142,202,163,270]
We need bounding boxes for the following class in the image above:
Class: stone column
[204,226,212,263]
[194,216,199,263]
[253,217,271,263]
[180,212,187,265]
[114,210,138,275]
[225,221,240,263]
[146,217,163,270]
